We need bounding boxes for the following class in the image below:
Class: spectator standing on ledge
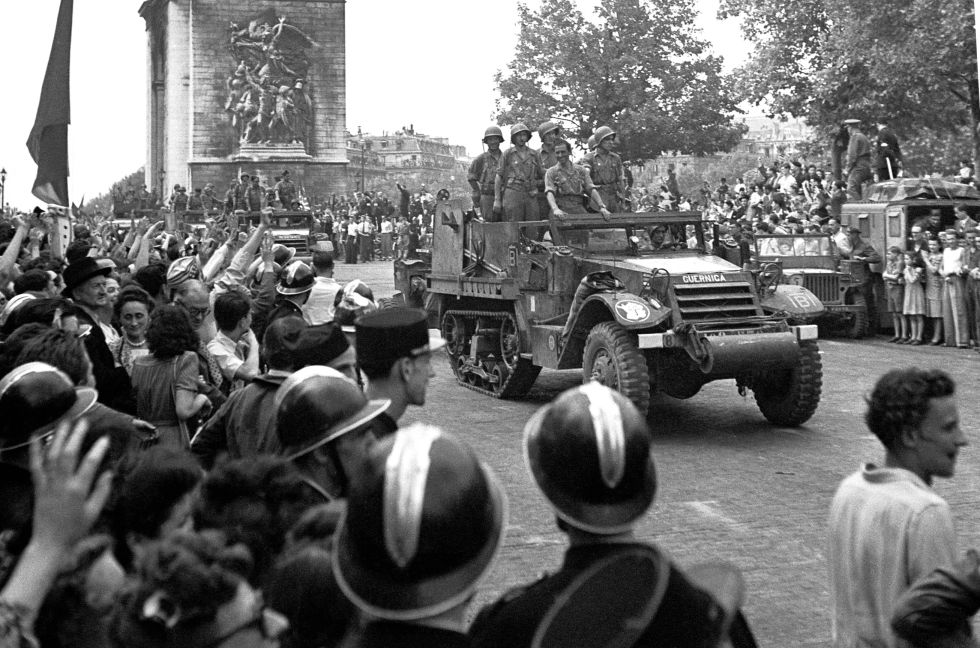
[843,119,873,200]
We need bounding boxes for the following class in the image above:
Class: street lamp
[0,168,6,215]
[357,126,365,193]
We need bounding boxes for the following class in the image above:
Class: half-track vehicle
[426,201,825,426]
[754,233,869,338]
[240,210,319,258]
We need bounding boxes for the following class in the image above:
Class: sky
[0,0,750,210]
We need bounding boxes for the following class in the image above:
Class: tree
[494,0,746,163]
[720,0,980,167]
[86,168,146,215]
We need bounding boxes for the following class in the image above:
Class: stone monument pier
[139,0,348,203]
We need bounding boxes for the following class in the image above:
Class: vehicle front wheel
[582,321,650,416]
[753,340,822,426]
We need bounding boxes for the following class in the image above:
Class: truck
[839,178,980,329]
[426,201,826,426]
[753,233,869,338]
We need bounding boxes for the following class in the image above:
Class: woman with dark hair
[103,446,203,572]
[131,305,212,448]
[110,286,155,375]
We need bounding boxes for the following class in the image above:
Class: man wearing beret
[355,309,445,437]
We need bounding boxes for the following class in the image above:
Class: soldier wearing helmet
[469,383,752,648]
[587,125,626,213]
[468,126,505,221]
[545,139,610,222]
[493,123,544,222]
[333,424,507,646]
[536,121,562,218]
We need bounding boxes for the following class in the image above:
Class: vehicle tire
[753,340,822,427]
[583,321,650,416]
[843,307,868,339]
[379,293,406,310]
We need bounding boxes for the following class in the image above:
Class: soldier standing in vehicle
[843,119,873,200]
[874,119,902,181]
[494,123,544,222]
[275,170,297,209]
[588,126,626,213]
[545,140,610,221]
[468,126,504,221]
[536,121,562,217]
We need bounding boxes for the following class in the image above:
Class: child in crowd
[924,238,946,345]
[882,246,906,342]
[901,250,926,344]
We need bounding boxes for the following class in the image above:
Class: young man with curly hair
[828,368,967,648]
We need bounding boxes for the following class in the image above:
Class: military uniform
[496,147,544,222]
[245,185,265,212]
[467,150,502,220]
[536,143,558,217]
[544,163,596,215]
[275,178,297,208]
[469,543,728,648]
[588,149,625,212]
[846,130,873,200]
[874,125,902,180]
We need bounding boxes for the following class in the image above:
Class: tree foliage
[86,168,145,214]
[720,0,980,163]
[494,0,746,162]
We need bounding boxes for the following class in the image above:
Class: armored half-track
[426,201,825,426]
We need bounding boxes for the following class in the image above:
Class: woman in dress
[130,305,212,449]
[902,250,926,344]
[109,286,153,375]
[923,238,945,345]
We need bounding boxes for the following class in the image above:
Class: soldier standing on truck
[468,126,504,221]
[545,140,610,221]
[587,126,626,213]
[843,119,873,200]
[536,121,562,218]
[493,123,544,222]
[840,226,882,333]
[874,119,903,181]
[275,170,296,209]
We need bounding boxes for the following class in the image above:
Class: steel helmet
[594,125,616,144]
[523,382,656,534]
[538,120,561,139]
[482,126,504,143]
[276,260,315,295]
[165,256,201,289]
[275,365,390,462]
[333,424,507,620]
[510,123,533,144]
[586,135,597,151]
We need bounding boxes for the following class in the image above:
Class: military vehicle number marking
[615,300,651,322]
[682,274,726,283]
[790,294,817,309]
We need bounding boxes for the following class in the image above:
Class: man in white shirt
[828,368,966,648]
[775,165,798,194]
[207,290,260,392]
[303,249,341,325]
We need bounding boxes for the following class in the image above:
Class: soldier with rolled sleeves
[587,125,626,213]
[332,424,507,648]
[494,123,544,222]
[545,139,610,221]
[468,383,754,648]
[355,308,445,438]
[275,169,297,209]
[536,120,562,217]
[467,126,504,221]
[844,118,873,200]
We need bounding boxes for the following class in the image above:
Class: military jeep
[426,201,825,426]
[754,233,869,338]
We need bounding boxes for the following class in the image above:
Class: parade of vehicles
[425,201,825,426]
[753,233,870,338]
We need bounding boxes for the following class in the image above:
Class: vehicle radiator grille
[673,282,759,321]
[802,274,840,304]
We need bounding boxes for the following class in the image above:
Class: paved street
[342,259,980,647]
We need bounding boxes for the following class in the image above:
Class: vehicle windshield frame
[551,212,707,256]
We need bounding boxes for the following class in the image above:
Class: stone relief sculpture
[224,9,316,147]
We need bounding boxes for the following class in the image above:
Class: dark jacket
[75,306,136,415]
[191,372,287,469]
[891,549,980,647]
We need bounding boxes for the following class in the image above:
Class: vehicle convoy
[754,233,869,338]
[425,200,825,426]
[839,178,980,329]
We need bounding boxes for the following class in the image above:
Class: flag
[26,0,73,207]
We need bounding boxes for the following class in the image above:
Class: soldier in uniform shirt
[468,126,505,221]
[588,125,626,212]
[536,121,562,218]
[545,140,610,221]
[275,169,296,209]
[245,176,265,212]
[201,183,218,211]
[493,123,544,222]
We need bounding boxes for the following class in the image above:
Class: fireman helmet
[276,260,315,295]
[510,123,533,144]
[482,126,504,143]
[523,382,656,535]
[538,121,561,139]
[333,425,507,620]
[594,125,616,144]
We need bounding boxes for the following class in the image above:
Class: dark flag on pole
[26,0,73,207]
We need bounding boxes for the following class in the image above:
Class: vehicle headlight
[787,273,804,286]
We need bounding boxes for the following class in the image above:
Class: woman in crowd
[923,237,946,345]
[130,305,212,449]
[109,286,154,375]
